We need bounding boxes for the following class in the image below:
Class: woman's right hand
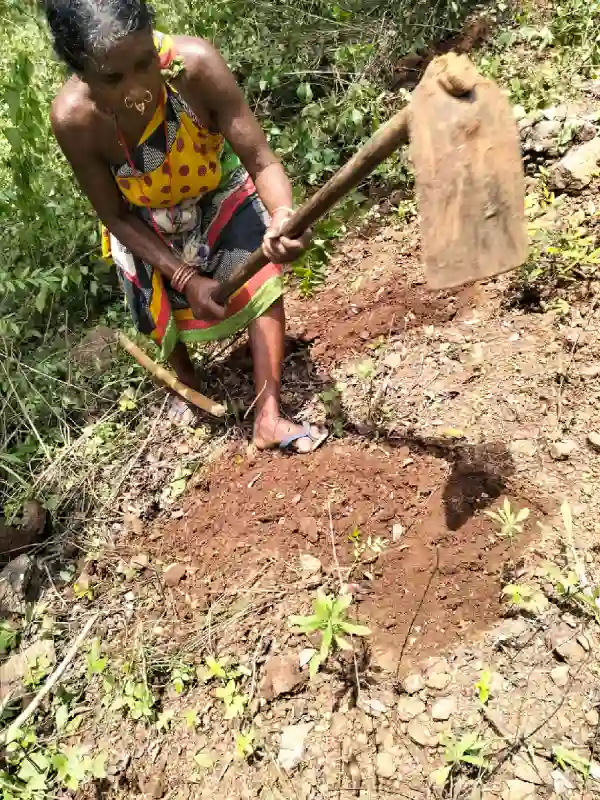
[184,274,226,322]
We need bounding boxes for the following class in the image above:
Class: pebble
[0,555,35,614]
[259,655,306,700]
[375,751,397,779]
[587,432,600,451]
[425,672,451,691]
[502,778,539,800]
[585,708,599,726]
[298,516,319,543]
[163,563,187,587]
[512,754,552,786]
[549,439,577,461]
[398,696,426,722]
[403,673,425,695]
[510,439,537,458]
[550,665,570,687]
[406,718,435,747]
[298,553,321,575]
[548,623,587,664]
[431,696,455,721]
[581,363,600,378]
[277,722,314,771]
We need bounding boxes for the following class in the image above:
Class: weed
[348,526,388,562]
[289,591,370,677]
[485,499,530,542]
[475,670,492,705]
[23,653,52,689]
[431,732,490,788]
[543,562,600,622]
[502,583,549,614]
[0,621,19,655]
[234,728,256,760]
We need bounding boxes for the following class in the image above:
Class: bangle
[271,206,293,217]
[171,264,197,293]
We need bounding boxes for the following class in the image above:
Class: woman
[44,0,327,453]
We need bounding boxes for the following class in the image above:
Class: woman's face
[81,28,162,116]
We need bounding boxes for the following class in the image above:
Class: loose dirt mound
[291,279,479,369]
[148,439,540,661]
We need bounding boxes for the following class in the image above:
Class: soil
[146,438,542,661]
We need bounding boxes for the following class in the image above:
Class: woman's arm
[51,96,224,318]
[174,37,311,263]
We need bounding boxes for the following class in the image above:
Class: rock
[371,645,398,673]
[431,696,455,721]
[139,772,166,799]
[163,563,186,587]
[550,665,570,687]
[298,553,321,575]
[407,718,435,747]
[585,708,599,726]
[299,517,319,543]
[0,501,47,569]
[502,778,539,800]
[398,696,426,722]
[581,363,600,378]
[403,673,425,695]
[357,695,389,717]
[384,352,403,370]
[513,754,552,785]
[260,655,306,700]
[425,672,451,691]
[513,104,526,121]
[548,137,600,193]
[0,555,35,614]
[549,439,577,461]
[277,722,314,770]
[375,751,397,779]
[548,623,586,664]
[587,432,600,451]
[525,119,562,155]
[510,439,537,458]
[0,639,55,699]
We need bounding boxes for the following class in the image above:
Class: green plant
[23,653,52,689]
[86,638,107,677]
[485,499,530,541]
[431,732,490,787]
[543,563,600,622]
[234,729,256,760]
[0,621,19,655]
[475,670,492,705]
[289,591,370,677]
[502,583,549,613]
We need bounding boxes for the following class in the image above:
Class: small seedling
[23,654,52,689]
[475,670,492,705]
[502,583,548,614]
[431,732,490,787]
[543,562,600,623]
[348,527,387,561]
[289,591,370,677]
[485,499,530,541]
[86,637,107,677]
[171,664,194,694]
[0,620,18,655]
[553,745,592,778]
[201,656,228,681]
[234,729,256,760]
[215,680,248,720]
[182,709,198,729]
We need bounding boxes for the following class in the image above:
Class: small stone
[375,752,397,779]
[587,432,600,451]
[512,754,552,785]
[357,695,389,717]
[585,708,599,726]
[431,696,455,721]
[581,363,600,378]
[383,351,403,369]
[131,553,149,569]
[163,563,186,587]
[398,696,426,722]
[260,655,306,700]
[139,772,166,799]
[425,672,451,691]
[298,553,321,575]
[0,555,34,614]
[403,673,425,695]
[407,718,435,747]
[550,665,570,687]
[549,439,577,461]
[548,137,600,194]
[277,722,314,770]
[502,778,539,800]
[548,623,586,664]
[299,517,319,544]
[510,439,537,458]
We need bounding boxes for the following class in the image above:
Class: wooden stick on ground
[117,333,226,418]
[0,613,99,747]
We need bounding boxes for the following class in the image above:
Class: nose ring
[124,89,153,114]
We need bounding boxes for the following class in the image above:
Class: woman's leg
[167,341,204,392]
[250,297,325,452]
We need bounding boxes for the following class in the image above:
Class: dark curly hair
[43,0,155,72]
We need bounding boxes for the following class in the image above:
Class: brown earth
[144,438,542,662]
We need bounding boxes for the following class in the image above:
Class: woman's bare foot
[253,411,328,453]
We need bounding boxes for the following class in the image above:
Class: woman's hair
[43,0,155,72]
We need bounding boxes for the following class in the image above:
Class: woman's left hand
[262,207,312,264]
